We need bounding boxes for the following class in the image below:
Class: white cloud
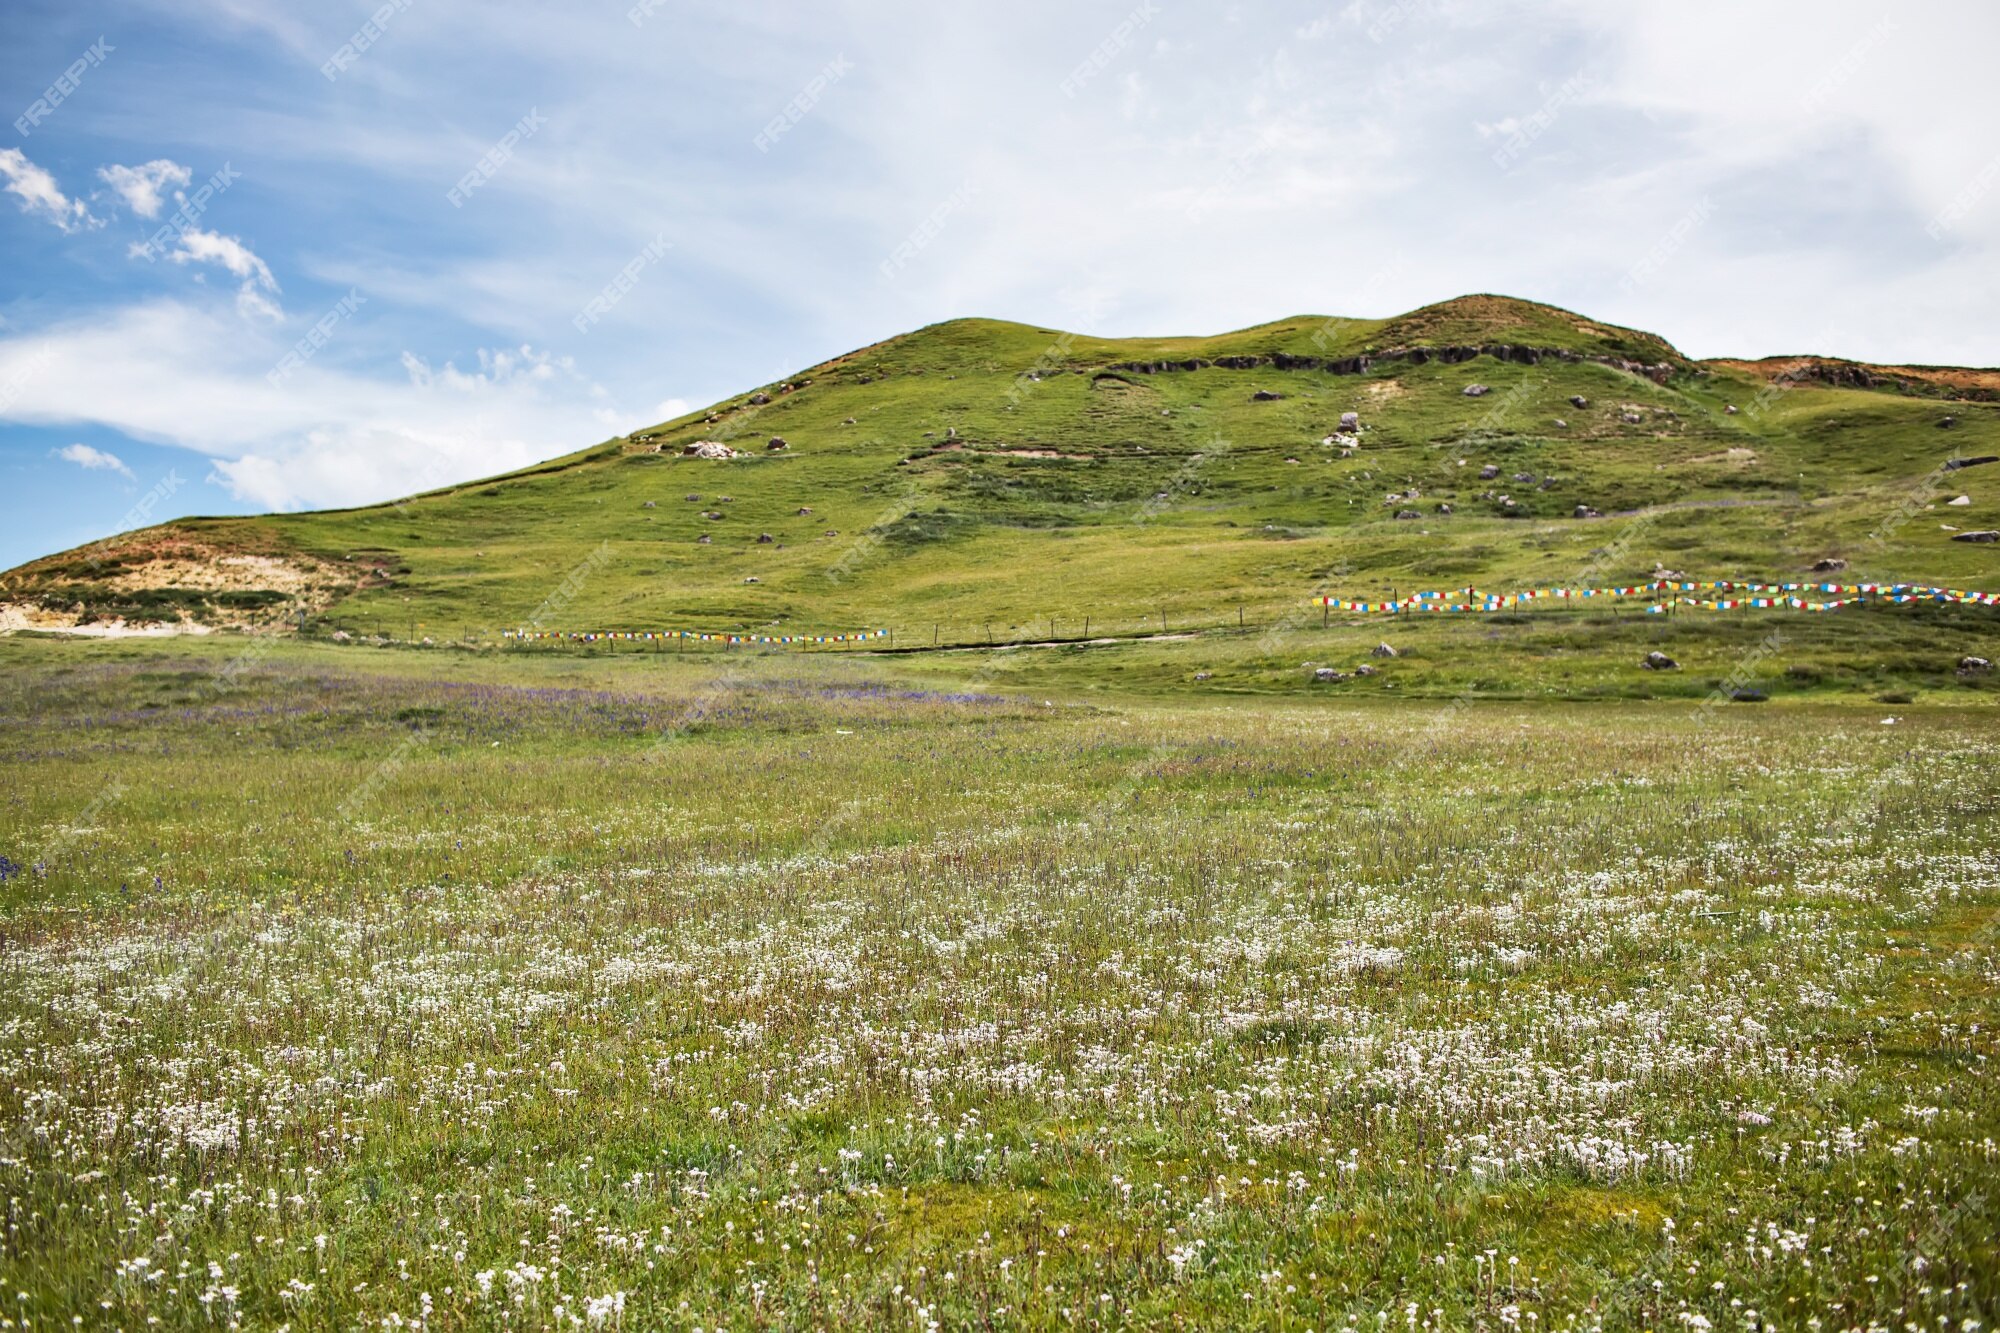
[0,300,649,511]
[158,227,283,321]
[653,397,690,419]
[0,149,95,233]
[97,160,194,218]
[52,442,136,479]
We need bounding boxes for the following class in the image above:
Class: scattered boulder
[1573,504,1602,519]
[1553,418,1568,428]
[1952,530,2000,543]
[1641,650,1679,671]
[686,493,702,501]
[1724,404,1739,414]
[744,576,759,583]
[331,630,352,642]
[1514,472,1536,483]
[1371,642,1398,658]
[1621,411,1644,425]
[702,510,723,520]
[684,440,738,459]
[696,534,711,544]
[767,436,789,451]
[747,392,770,405]
[1394,509,1422,520]
[1313,667,1345,682]
[797,506,813,515]
[1810,557,1847,573]
[1251,388,1285,401]
[1437,502,1453,515]
[1353,664,1378,677]
[1479,464,1501,480]
[842,417,856,425]
[1463,384,1491,397]
[1193,671,1212,681]
[1569,395,1589,408]
[756,533,774,544]
[1339,411,1361,430]
[1939,416,1957,429]
[824,530,839,537]
[1284,457,1300,465]
[1948,495,1972,506]
[1960,656,1993,674]
[642,500,657,508]
[1730,688,1769,703]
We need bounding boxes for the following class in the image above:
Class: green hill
[5,294,1998,641]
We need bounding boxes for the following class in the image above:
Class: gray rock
[1960,655,1992,673]
[642,500,657,508]
[1948,495,1971,506]
[1479,464,1500,479]
[1354,664,1378,676]
[1621,411,1644,424]
[1730,688,1768,703]
[747,392,770,405]
[757,533,774,543]
[1251,389,1285,401]
[1574,505,1602,518]
[1313,666,1345,682]
[1193,671,1212,681]
[1810,557,1847,573]
[1437,502,1453,514]
[1951,530,2000,543]
[1394,509,1422,520]
[1553,418,1568,428]
[1724,404,1739,414]
[695,534,711,544]
[1939,416,1957,428]
[1371,642,1398,658]
[1339,411,1361,430]
[1463,384,1491,397]
[1641,650,1678,671]
[797,506,813,515]
[767,436,789,450]
[1569,395,1589,408]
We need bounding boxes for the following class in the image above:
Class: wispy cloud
[0,148,95,232]
[97,159,193,218]
[0,300,654,511]
[52,441,135,479]
[159,227,283,321]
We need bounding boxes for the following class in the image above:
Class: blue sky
[2,0,1996,571]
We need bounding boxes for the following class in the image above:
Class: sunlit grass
[0,639,1996,1329]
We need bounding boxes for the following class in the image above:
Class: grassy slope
[5,295,1997,639]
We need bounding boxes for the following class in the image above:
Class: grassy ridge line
[4,296,1996,636]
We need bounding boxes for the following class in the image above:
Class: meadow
[1,632,1996,1330]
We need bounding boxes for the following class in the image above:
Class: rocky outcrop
[1104,343,1679,384]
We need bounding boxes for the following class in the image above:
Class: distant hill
[4,294,1996,640]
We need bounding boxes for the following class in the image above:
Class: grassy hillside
[4,294,1997,640]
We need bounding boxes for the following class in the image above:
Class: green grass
[7,296,1997,642]
[0,635,1996,1330]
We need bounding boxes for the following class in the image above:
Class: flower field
[1,643,1996,1330]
